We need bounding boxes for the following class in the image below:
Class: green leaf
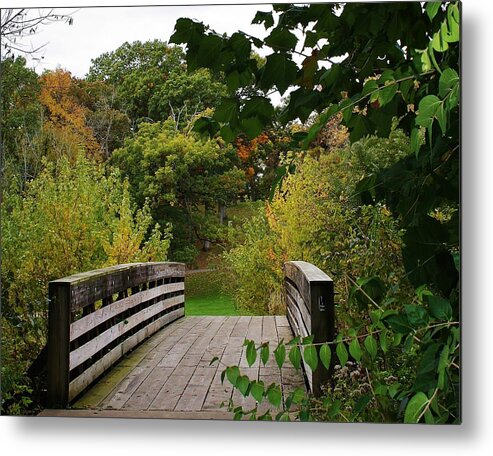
[362,79,378,97]
[378,83,398,107]
[241,117,263,139]
[420,49,433,72]
[416,95,446,134]
[267,384,282,407]
[242,96,274,122]
[246,340,257,367]
[380,329,388,353]
[349,338,363,362]
[226,366,240,386]
[336,342,348,367]
[252,11,274,29]
[289,345,302,370]
[291,387,305,404]
[228,32,251,61]
[351,394,372,418]
[302,335,315,345]
[404,304,430,327]
[404,392,429,423]
[432,28,449,52]
[236,375,250,396]
[388,382,401,399]
[192,116,220,137]
[220,125,235,143]
[414,343,441,391]
[319,343,331,370]
[303,344,318,371]
[426,2,441,21]
[260,344,270,366]
[439,68,459,108]
[264,27,298,52]
[250,380,265,402]
[424,408,435,424]
[447,4,460,41]
[274,342,286,369]
[364,335,378,361]
[427,295,453,321]
[169,18,204,45]
[196,34,224,69]
[437,344,450,376]
[386,314,413,334]
[260,53,298,95]
[209,356,219,366]
[213,98,238,123]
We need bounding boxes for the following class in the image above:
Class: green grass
[185,270,248,316]
[185,293,239,316]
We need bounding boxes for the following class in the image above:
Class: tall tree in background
[87,40,184,125]
[110,119,245,260]
[39,69,101,158]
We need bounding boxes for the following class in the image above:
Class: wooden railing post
[309,279,335,396]
[284,261,335,397]
[47,281,71,408]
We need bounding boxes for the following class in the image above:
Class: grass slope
[185,270,245,316]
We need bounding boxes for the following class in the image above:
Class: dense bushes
[225,131,411,321]
[1,154,171,414]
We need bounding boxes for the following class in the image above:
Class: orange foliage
[235,133,269,181]
[39,69,101,158]
[235,133,269,163]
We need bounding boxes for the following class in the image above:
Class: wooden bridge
[40,261,334,419]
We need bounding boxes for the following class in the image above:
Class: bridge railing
[284,261,335,396]
[47,262,185,408]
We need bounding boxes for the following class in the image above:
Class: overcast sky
[3,2,279,77]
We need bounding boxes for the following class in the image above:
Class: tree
[110,119,246,260]
[148,67,226,127]
[39,69,101,158]
[0,56,43,185]
[171,2,460,423]
[87,40,184,124]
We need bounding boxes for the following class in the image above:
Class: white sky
[2,2,280,78]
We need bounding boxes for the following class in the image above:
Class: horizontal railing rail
[47,262,185,408]
[284,261,334,396]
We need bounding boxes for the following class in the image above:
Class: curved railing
[284,261,335,396]
[47,262,185,407]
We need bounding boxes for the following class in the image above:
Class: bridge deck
[41,316,305,419]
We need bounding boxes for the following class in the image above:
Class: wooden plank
[148,368,195,410]
[92,316,201,409]
[70,282,184,341]
[69,308,184,400]
[70,295,184,369]
[120,367,174,410]
[39,409,234,420]
[53,262,185,311]
[285,292,310,339]
[285,280,311,332]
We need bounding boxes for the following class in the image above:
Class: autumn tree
[39,69,101,158]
